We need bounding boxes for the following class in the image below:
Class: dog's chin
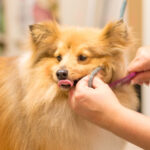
[57,78,81,91]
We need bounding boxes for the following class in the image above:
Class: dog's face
[29,20,132,91]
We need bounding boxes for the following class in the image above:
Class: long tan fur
[0,20,139,150]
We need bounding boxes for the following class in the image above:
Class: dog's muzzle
[56,69,74,89]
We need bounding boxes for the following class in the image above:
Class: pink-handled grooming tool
[109,72,137,88]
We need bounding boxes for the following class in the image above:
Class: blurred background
[0,0,149,149]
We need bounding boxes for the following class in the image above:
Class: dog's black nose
[56,70,68,80]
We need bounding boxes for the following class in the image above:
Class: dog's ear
[29,22,60,64]
[100,20,132,48]
[29,21,59,45]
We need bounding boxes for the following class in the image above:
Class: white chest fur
[32,99,127,150]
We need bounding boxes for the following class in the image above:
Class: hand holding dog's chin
[69,76,123,129]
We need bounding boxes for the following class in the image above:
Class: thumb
[92,77,107,89]
[128,59,145,73]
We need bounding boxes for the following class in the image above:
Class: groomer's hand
[128,46,150,85]
[69,76,122,128]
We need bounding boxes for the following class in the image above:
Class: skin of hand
[69,76,122,128]
[128,46,150,85]
[69,76,150,149]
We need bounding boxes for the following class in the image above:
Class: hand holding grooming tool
[88,67,138,88]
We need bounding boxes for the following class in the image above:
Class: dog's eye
[56,55,62,62]
[78,55,87,61]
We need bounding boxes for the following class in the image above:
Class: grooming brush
[109,72,137,88]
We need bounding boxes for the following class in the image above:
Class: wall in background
[59,0,88,26]
[59,0,122,27]
[2,0,58,56]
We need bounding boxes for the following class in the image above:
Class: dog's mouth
[58,80,73,89]
[58,79,81,90]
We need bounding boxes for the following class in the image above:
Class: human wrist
[96,103,124,129]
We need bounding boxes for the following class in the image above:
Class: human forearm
[104,106,150,149]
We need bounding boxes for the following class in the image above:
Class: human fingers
[145,81,150,86]
[68,76,91,106]
[92,77,107,89]
[128,47,150,73]
[76,76,89,87]
[75,76,96,94]
[128,58,150,73]
[131,71,150,84]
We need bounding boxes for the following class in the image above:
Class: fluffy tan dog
[0,20,139,150]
